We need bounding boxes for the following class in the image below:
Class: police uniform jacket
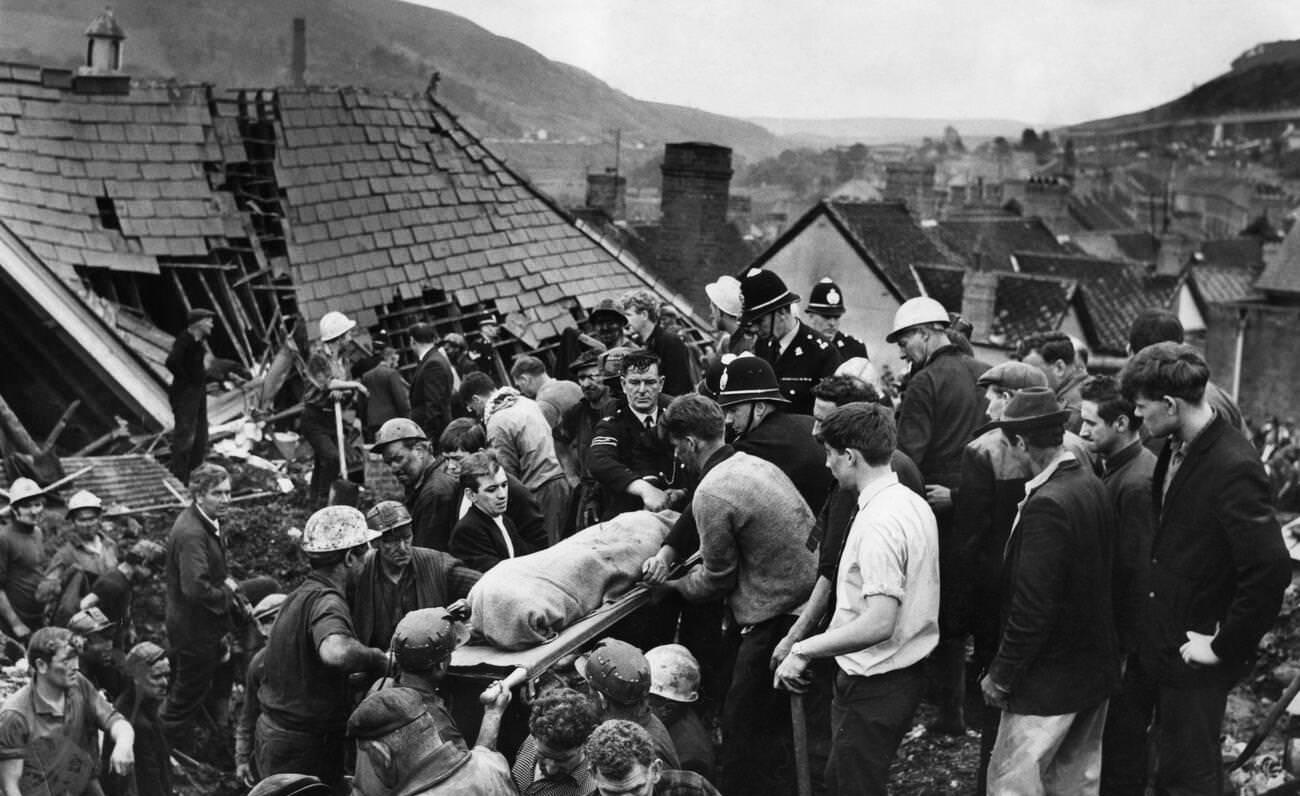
[830,330,869,361]
[587,395,680,519]
[754,320,841,416]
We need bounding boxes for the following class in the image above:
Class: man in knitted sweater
[654,394,817,796]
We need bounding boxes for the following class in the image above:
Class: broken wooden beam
[0,393,39,455]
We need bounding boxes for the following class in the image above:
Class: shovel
[328,397,359,507]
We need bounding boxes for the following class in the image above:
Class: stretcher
[449,551,701,690]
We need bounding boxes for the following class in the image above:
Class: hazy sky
[409,0,1300,125]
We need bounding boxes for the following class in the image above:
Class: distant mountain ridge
[0,0,783,157]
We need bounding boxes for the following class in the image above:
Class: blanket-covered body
[468,510,677,650]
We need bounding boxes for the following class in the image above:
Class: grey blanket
[468,510,677,650]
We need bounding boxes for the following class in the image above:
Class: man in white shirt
[774,402,939,796]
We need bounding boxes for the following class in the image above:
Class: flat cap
[347,687,428,740]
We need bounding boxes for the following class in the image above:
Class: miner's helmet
[575,638,652,706]
[248,774,331,796]
[65,490,104,518]
[646,643,701,703]
[366,500,412,535]
[390,606,471,673]
[885,297,950,343]
[66,607,114,637]
[300,506,381,554]
[371,418,428,455]
[317,311,356,343]
[5,478,45,508]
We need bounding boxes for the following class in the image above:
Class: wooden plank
[196,270,253,370]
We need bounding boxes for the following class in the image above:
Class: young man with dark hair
[1125,308,1247,437]
[586,719,720,796]
[1117,342,1289,794]
[654,393,817,796]
[621,289,695,397]
[775,403,939,795]
[459,370,570,544]
[448,451,540,573]
[588,352,682,520]
[1080,375,1158,795]
[257,507,390,793]
[513,687,602,796]
[1016,331,1086,434]
[979,388,1119,794]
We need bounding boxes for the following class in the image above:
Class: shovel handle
[333,398,348,475]
[791,691,811,796]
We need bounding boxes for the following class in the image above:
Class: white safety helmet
[704,275,743,318]
[66,490,104,518]
[318,311,357,343]
[646,643,700,703]
[300,505,380,553]
[885,297,950,343]
[5,478,45,507]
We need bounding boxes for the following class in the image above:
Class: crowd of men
[0,267,1292,796]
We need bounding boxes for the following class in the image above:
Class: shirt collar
[630,407,658,426]
[194,503,220,535]
[777,321,800,355]
[1104,437,1144,471]
[1023,450,1075,499]
[855,472,901,510]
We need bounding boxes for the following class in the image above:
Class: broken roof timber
[0,219,171,430]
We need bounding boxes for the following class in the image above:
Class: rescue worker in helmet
[255,506,389,793]
[41,489,119,626]
[349,682,516,796]
[0,477,50,641]
[646,643,715,781]
[347,501,481,652]
[301,311,369,507]
[381,606,474,750]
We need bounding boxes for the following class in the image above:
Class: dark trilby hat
[987,386,1071,433]
[716,355,789,407]
[739,268,799,325]
[805,277,846,317]
[186,308,216,325]
[588,298,628,326]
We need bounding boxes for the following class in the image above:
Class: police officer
[738,268,841,416]
[805,277,869,361]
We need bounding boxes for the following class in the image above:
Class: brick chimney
[884,163,937,219]
[961,269,999,344]
[657,142,733,303]
[585,172,626,221]
[291,18,307,87]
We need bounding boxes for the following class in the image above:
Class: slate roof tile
[937,217,1065,270]
[1014,252,1182,354]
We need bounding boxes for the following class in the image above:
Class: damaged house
[0,15,698,461]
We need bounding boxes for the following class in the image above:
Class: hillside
[747,116,1035,146]
[1067,52,1300,133]
[0,0,782,158]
